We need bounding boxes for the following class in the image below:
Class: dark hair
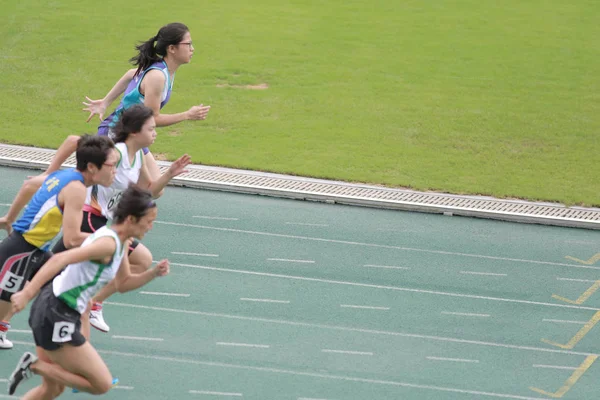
[113,104,155,143]
[130,22,189,76]
[75,135,115,171]
[113,184,157,224]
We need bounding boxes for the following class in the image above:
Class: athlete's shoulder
[144,68,166,82]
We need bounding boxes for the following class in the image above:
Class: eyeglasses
[178,42,194,49]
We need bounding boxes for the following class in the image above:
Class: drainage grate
[0,143,598,230]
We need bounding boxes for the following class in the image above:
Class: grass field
[1,0,598,206]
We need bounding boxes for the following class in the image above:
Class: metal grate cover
[0,143,598,229]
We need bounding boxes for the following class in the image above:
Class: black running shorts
[29,285,86,351]
[0,232,52,302]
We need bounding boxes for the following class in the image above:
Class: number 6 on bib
[52,321,76,343]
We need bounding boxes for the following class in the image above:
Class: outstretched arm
[0,173,48,233]
[113,250,169,293]
[44,135,80,175]
[0,134,83,232]
[142,70,210,127]
[10,237,115,313]
[83,68,137,122]
[137,154,191,198]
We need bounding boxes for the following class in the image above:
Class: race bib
[0,271,24,293]
[52,321,76,343]
[107,191,123,211]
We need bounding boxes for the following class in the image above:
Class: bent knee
[52,384,65,398]
[92,377,114,395]
[129,246,153,273]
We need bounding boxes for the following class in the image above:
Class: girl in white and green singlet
[51,104,190,333]
[7,186,169,398]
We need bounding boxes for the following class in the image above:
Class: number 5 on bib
[0,271,24,293]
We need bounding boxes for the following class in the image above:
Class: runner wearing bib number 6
[7,185,170,398]
[51,104,190,333]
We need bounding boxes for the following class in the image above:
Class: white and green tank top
[86,142,143,220]
[53,226,125,314]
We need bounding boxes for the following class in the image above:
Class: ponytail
[129,35,162,77]
[128,23,190,76]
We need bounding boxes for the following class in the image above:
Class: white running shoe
[8,351,38,395]
[89,303,110,333]
[0,331,13,349]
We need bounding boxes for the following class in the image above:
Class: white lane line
[0,203,10,207]
[140,291,190,297]
[9,329,32,333]
[460,271,507,277]
[441,312,490,318]
[532,364,577,371]
[189,390,243,397]
[114,386,135,390]
[155,220,600,270]
[172,251,219,257]
[192,216,239,221]
[542,319,586,325]
[298,398,330,400]
[162,261,600,312]
[556,277,597,283]
[216,342,270,349]
[427,357,479,363]
[363,264,410,270]
[0,379,6,382]
[565,240,597,245]
[0,395,18,399]
[340,304,390,311]
[285,222,329,227]
[267,258,315,264]
[322,349,373,356]
[103,301,600,357]
[112,335,164,342]
[376,228,426,233]
[7,340,581,400]
[240,298,290,304]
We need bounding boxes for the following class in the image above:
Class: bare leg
[21,347,65,400]
[89,245,153,332]
[31,343,113,394]
[0,308,13,349]
[0,300,12,322]
[81,303,92,341]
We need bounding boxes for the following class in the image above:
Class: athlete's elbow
[62,234,84,249]
[65,135,80,150]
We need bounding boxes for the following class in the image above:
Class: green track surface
[0,166,598,399]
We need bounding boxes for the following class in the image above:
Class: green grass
[1,0,598,205]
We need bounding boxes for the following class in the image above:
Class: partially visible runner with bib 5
[0,136,117,349]
[7,185,169,398]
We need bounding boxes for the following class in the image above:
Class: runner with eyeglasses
[45,22,210,186]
